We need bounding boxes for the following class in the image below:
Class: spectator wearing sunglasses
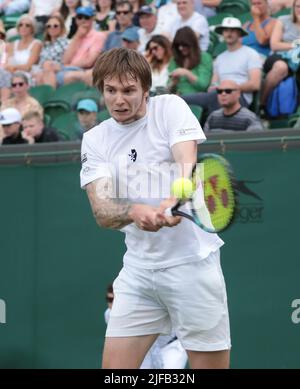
[168,27,212,96]
[56,6,107,87]
[1,72,43,118]
[103,1,138,51]
[33,15,69,88]
[145,35,172,94]
[204,80,264,132]
[4,15,42,75]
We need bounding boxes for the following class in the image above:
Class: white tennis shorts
[106,250,231,352]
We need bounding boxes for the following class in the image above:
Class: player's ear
[144,90,150,101]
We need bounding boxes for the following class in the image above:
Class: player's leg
[187,349,230,369]
[159,249,231,369]
[104,265,171,368]
[102,334,159,369]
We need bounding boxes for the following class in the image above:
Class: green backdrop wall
[0,148,299,368]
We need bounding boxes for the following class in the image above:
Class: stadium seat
[51,111,81,141]
[2,13,21,29]
[237,12,252,24]
[207,12,233,27]
[212,40,227,58]
[208,30,220,56]
[71,87,102,109]
[217,0,250,17]
[29,85,55,106]
[48,82,88,106]
[273,8,292,18]
[189,105,203,121]
[44,103,71,125]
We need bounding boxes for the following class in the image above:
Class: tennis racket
[165,153,237,233]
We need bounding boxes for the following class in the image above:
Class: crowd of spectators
[0,0,299,145]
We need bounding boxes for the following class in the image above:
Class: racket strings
[192,157,236,232]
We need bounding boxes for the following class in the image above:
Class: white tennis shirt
[80,94,223,269]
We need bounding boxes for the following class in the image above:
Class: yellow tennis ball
[171,178,193,199]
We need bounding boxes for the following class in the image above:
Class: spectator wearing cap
[204,80,264,133]
[104,1,138,51]
[182,17,262,120]
[57,6,107,87]
[121,27,140,50]
[22,111,60,144]
[137,5,162,54]
[0,107,27,145]
[163,0,210,52]
[76,98,98,138]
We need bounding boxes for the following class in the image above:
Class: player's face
[103,75,148,124]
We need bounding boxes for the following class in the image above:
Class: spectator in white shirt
[163,0,210,51]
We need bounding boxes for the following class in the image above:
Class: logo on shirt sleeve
[176,128,199,136]
[81,153,88,164]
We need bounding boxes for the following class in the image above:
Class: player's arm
[86,177,165,231]
[158,140,197,220]
[171,140,198,177]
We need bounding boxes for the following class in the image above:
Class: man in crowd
[204,80,264,132]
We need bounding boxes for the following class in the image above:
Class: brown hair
[93,48,152,92]
[44,15,66,42]
[172,26,200,70]
[22,111,43,122]
[145,35,172,72]
[292,0,300,23]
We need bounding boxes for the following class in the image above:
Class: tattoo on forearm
[87,177,132,230]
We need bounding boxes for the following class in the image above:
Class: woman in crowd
[261,0,300,106]
[1,72,43,117]
[33,15,69,87]
[242,0,277,58]
[95,0,116,32]
[145,35,173,94]
[168,26,212,96]
[5,15,42,75]
[56,0,82,38]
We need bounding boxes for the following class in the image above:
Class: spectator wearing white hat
[0,107,27,145]
[182,17,262,119]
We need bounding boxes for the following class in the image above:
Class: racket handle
[164,207,173,217]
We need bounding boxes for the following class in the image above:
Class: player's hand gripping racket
[165,154,237,233]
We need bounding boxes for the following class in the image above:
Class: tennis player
[80,48,231,369]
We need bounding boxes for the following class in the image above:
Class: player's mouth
[114,109,129,114]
